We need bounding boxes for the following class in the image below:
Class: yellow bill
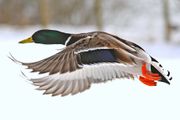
[19,37,33,43]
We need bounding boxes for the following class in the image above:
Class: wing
[13,33,143,96]
[22,51,80,75]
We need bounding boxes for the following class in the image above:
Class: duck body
[12,29,172,96]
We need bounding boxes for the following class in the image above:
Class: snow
[0,26,180,120]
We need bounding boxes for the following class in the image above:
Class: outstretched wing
[12,33,142,96]
[22,51,80,75]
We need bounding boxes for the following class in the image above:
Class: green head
[19,29,71,45]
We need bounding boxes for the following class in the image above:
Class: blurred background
[1,1,180,120]
[0,0,180,43]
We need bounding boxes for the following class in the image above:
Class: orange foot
[139,63,161,86]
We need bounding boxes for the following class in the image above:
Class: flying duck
[11,29,172,96]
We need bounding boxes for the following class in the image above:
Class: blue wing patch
[78,49,117,65]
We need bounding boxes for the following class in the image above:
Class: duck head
[19,29,71,45]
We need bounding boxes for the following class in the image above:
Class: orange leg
[141,63,161,80]
[139,76,157,86]
[139,63,161,86]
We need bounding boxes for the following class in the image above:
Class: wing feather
[43,80,59,94]
[71,80,80,95]
[12,32,146,96]
[36,80,52,90]
[14,33,142,75]
[61,80,73,96]
[38,55,60,74]
[52,81,67,96]
[28,54,59,72]
[30,63,138,96]
[49,55,63,74]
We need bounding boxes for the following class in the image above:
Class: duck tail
[150,57,172,85]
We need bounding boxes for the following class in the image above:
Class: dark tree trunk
[162,0,172,42]
[94,0,103,30]
[39,0,49,27]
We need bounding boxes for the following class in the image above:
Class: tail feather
[150,57,172,85]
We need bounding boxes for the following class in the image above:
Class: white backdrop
[0,28,179,120]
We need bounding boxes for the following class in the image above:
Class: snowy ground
[0,26,180,120]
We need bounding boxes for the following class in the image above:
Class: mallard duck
[11,29,172,96]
